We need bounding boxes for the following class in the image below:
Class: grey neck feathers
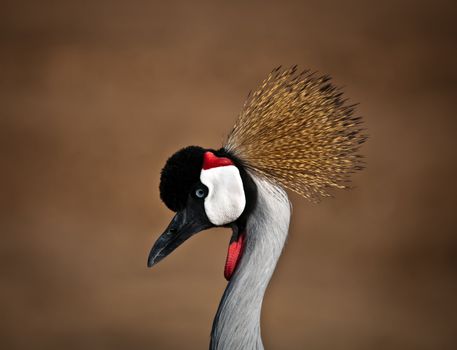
[210,176,291,350]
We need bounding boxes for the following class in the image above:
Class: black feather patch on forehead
[159,146,206,212]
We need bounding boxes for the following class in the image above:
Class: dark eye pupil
[195,188,205,198]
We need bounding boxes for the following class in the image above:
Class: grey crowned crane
[147,67,366,349]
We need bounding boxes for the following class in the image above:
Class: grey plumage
[211,176,290,350]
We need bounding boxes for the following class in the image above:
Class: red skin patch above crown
[202,151,234,170]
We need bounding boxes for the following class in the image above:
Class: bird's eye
[195,188,207,199]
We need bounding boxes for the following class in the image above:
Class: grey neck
[210,176,291,350]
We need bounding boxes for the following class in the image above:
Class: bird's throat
[210,177,291,350]
[224,230,245,281]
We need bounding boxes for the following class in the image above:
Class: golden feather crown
[224,66,366,201]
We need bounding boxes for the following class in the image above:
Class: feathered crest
[224,66,366,201]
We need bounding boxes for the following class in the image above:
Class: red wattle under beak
[224,232,245,281]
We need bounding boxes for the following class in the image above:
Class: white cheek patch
[200,165,246,226]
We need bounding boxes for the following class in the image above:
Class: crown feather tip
[224,66,367,201]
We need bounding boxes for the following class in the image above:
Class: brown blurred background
[1,0,456,349]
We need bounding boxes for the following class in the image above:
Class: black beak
[147,203,212,268]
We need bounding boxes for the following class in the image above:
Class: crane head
[147,67,367,280]
[147,146,257,279]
